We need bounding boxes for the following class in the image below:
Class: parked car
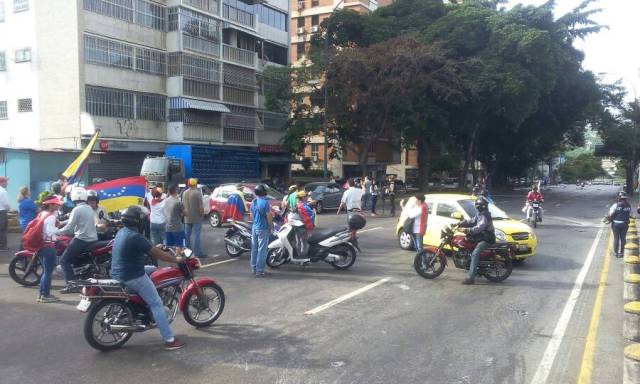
[305,182,346,213]
[208,183,284,227]
[395,193,537,261]
[178,184,212,216]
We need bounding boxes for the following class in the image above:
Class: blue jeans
[165,231,185,247]
[60,238,93,284]
[413,234,423,253]
[250,228,269,274]
[38,247,57,296]
[124,273,174,343]
[468,241,491,279]
[612,222,628,255]
[185,222,203,256]
[150,223,166,246]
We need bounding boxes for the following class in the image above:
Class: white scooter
[266,217,361,270]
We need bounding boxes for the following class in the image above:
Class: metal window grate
[13,0,27,12]
[168,52,220,82]
[136,93,166,121]
[135,0,165,31]
[85,85,166,121]
[183,0,219,14]
[0,101,7,119]
[0,51,5,70]
[83,0,166,31]
[0,2,5,21]
[84,34,166,75]
[135,46,166,75]
[83,0,134,22]
[183,78,220,100]
[17,98,32,112]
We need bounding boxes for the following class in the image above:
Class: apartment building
[0,0,291,183]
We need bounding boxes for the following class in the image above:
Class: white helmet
[64,185,74,195]
[70,186,88,202]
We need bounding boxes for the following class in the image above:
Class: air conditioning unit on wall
[311,25,319,32]
[297,27,305,34]
[312,155,318,162]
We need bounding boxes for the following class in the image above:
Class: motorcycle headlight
[495,229,507,243]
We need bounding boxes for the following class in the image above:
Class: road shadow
[516,253,583,272]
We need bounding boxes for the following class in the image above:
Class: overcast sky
[507,0,640,100]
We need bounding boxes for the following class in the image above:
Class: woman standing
[149,187,167,246]
[608,191,631,258]
[37,195,63,303]
[17,186,37,232]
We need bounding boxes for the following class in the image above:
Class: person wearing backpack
[34,195,63,303]
[406,195,428,254]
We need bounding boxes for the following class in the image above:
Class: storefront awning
[259,155,297,164]
[169,98,230,113]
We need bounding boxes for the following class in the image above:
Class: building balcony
[260,111,287,131]
[181,0,220,15]
[222,4,255,29]
[223,127,256,144]
[184,124,222,142]
[223,44,257,68]
[182,33,221,57]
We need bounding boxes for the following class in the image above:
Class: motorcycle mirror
[450,212,463,220]
[183,248,193,258]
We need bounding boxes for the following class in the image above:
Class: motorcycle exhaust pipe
[325,253,341,262]
[109,324,147,332]
[224,238,250,251]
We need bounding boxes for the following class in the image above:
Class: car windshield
[265,186,284,200]
[312,185,326,193]
[458,199,509,220]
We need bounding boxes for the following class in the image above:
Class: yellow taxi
[396,194,537,260]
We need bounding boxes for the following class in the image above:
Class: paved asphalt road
[0,185,627,384]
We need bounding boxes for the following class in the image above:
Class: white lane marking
[304,277,390,315]
[200,258,238,268]
[529,227,604,384]
[358,226,383,234]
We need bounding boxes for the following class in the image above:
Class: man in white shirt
[338,179,364,213]
[0,176,10,250]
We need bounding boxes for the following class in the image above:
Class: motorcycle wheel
[84,299,133,351]
[9,255,43,286]
[330,245,356,270]
[182,282,225,327]
[532,216,537,228]
[483,254,513,282]
[413,250,445,279]
[266,248,288,268]
[225,234,244,258]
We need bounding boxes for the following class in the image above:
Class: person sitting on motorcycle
[56,186,99,294]
[111,205,186,350]
[458,196,496,285]
[87,190,110,240]
[525,185,544,221]
[292,191,316,259]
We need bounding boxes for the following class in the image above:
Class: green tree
[559,152,605,183]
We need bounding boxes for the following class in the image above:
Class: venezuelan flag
[62,132,100,184]
[88,176,147,213]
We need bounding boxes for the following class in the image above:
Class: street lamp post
[323,0,345,179]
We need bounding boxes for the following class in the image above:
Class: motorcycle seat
[87,240,111,252]
[308,226,347,244]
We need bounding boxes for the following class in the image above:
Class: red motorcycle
[8,235,113,286]
[414,224,515,282]
[77,248,225,351]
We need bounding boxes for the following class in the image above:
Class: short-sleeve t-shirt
[163,196,184,233]
[182,188,203,224]
[250,197,270,230]
[111,227,153,282]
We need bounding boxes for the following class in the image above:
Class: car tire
[209,211,221,228]
[398,230,414,251]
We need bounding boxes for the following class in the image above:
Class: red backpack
[22,212,54,252]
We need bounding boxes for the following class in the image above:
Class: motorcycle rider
[292,190,316,259]
[87,190,110,240]
[458,196,496,285]
[111,205,186,350]
[525,185,545,222]
[57,186,99,294]
[608,191,632,258]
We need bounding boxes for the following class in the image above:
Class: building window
[15,48,31,62]
[86,86,134,119]
[134,0,166,31]
[83,0,134,22]
[13,0,27,12]
[0,101,7,119]
[256,4,287,32]
[168,7,221,43]
[311,143,319,159]
[83,0,166,31]
[135,46,166,75]
[296,42,305,60]
[0,2,5,21]
[168,52,220,82]
[260,41,287,65]
[311,0,318,6]
[17,98,32,112]
[311,15,319,26]
[297,17,304,28]
[136,93,166,121]
[0,51,5,71]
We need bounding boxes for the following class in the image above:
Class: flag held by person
[61,132,100,184]
[87,176,147,213]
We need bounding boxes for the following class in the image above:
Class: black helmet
[348,212,366,230]
[475,196,489,211]
[87,190,99,203]
[254,184,267,197]
[121,205,147,233]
